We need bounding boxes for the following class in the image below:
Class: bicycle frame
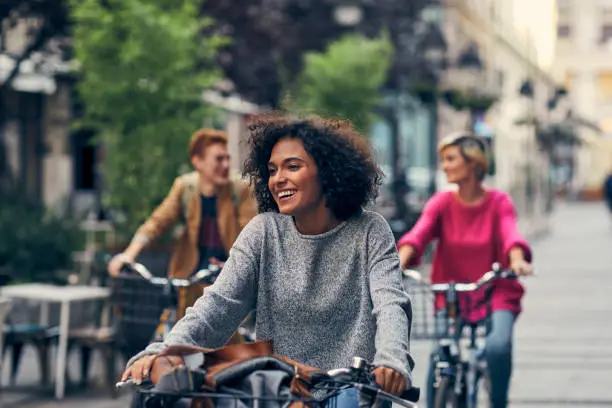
[404,263,515,408]
[433,286,491,408]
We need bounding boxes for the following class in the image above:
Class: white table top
[0,283,110,302]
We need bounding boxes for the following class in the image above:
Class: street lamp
[420,0,444,23]
[422,24,447,73]
[333,3,363,27]
[419,22,447,196]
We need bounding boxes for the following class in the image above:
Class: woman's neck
[293,208,340,235]
[456,180,486,205]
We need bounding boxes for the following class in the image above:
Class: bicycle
[403,263,518,408]
[117,355,421,407]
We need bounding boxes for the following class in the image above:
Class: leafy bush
[0,185,83,284]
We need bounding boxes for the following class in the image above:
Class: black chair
[0,274,58,387]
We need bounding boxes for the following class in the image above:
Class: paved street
[510,202,612,406]
[2,202,611,407]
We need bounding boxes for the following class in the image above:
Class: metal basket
[403,279,436,340]
[110,274,173,354]
[403,278,492,341]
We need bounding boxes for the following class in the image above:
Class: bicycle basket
[111,274,173,354]
[403,278,493,341]
[403,279,436,340]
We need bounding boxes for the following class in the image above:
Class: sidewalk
[4,202,611,407]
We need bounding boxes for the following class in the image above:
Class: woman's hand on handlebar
[508,247,533,277]
[121,354,157,384]
[209,257,225,269]
[108,253,135,277]
[510,259,533,276]
[372,366,407,395]
[121,354,185,385]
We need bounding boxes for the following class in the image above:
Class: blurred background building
[553,0,612,200]
[373,0,563,238]
[1,0,608,246]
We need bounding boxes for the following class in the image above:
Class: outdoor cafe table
[0,283,111,399]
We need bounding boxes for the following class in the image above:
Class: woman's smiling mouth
[277,190,297,201]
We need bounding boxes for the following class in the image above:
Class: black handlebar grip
[400,386,420,402]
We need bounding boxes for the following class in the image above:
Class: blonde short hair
[438,131,490,181]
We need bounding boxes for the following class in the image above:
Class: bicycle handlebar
[117,355,420,406]
[320,357,419,406]
[104,252,220,287]
[403,262,518,293]
[121,262,219,287]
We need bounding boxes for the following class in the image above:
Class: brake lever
[116,377,152,389]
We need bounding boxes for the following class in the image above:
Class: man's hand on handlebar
[108,253,135,277]
[121,354,184,385]
[209,257,225,269]
[372,366,407,396]
[398,245,414,270]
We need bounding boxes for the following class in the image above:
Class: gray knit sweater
[129,210,414,380]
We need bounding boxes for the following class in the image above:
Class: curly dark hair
[243,112,384,221]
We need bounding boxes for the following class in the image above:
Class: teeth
[278,190,296,198]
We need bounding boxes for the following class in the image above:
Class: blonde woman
[398,132,533,408]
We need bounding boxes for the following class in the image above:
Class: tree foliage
[70,0,226,237]
[198,0,430,107]
[286,33,393,132]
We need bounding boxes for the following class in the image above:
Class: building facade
[553,0,612,197]
[1,17,77,211]
[437,0,560,234]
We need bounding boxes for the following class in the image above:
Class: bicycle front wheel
[434,377,465,408]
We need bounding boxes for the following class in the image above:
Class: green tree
[70,0,226,237]
[286,33,393,132]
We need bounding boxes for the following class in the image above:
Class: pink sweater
[397,189,532,318]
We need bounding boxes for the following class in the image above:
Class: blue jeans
[325,387,359,407]
[427,310,516,408]
[324,387,392,408]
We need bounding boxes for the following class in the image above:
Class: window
[73,130,97,190]
[557,0,572,39]
[597,71,612,101]
[600,7,612,44]
[557,25,571,37]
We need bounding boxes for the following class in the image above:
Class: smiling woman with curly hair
[243,114,384,223]
[122,113,415,408]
